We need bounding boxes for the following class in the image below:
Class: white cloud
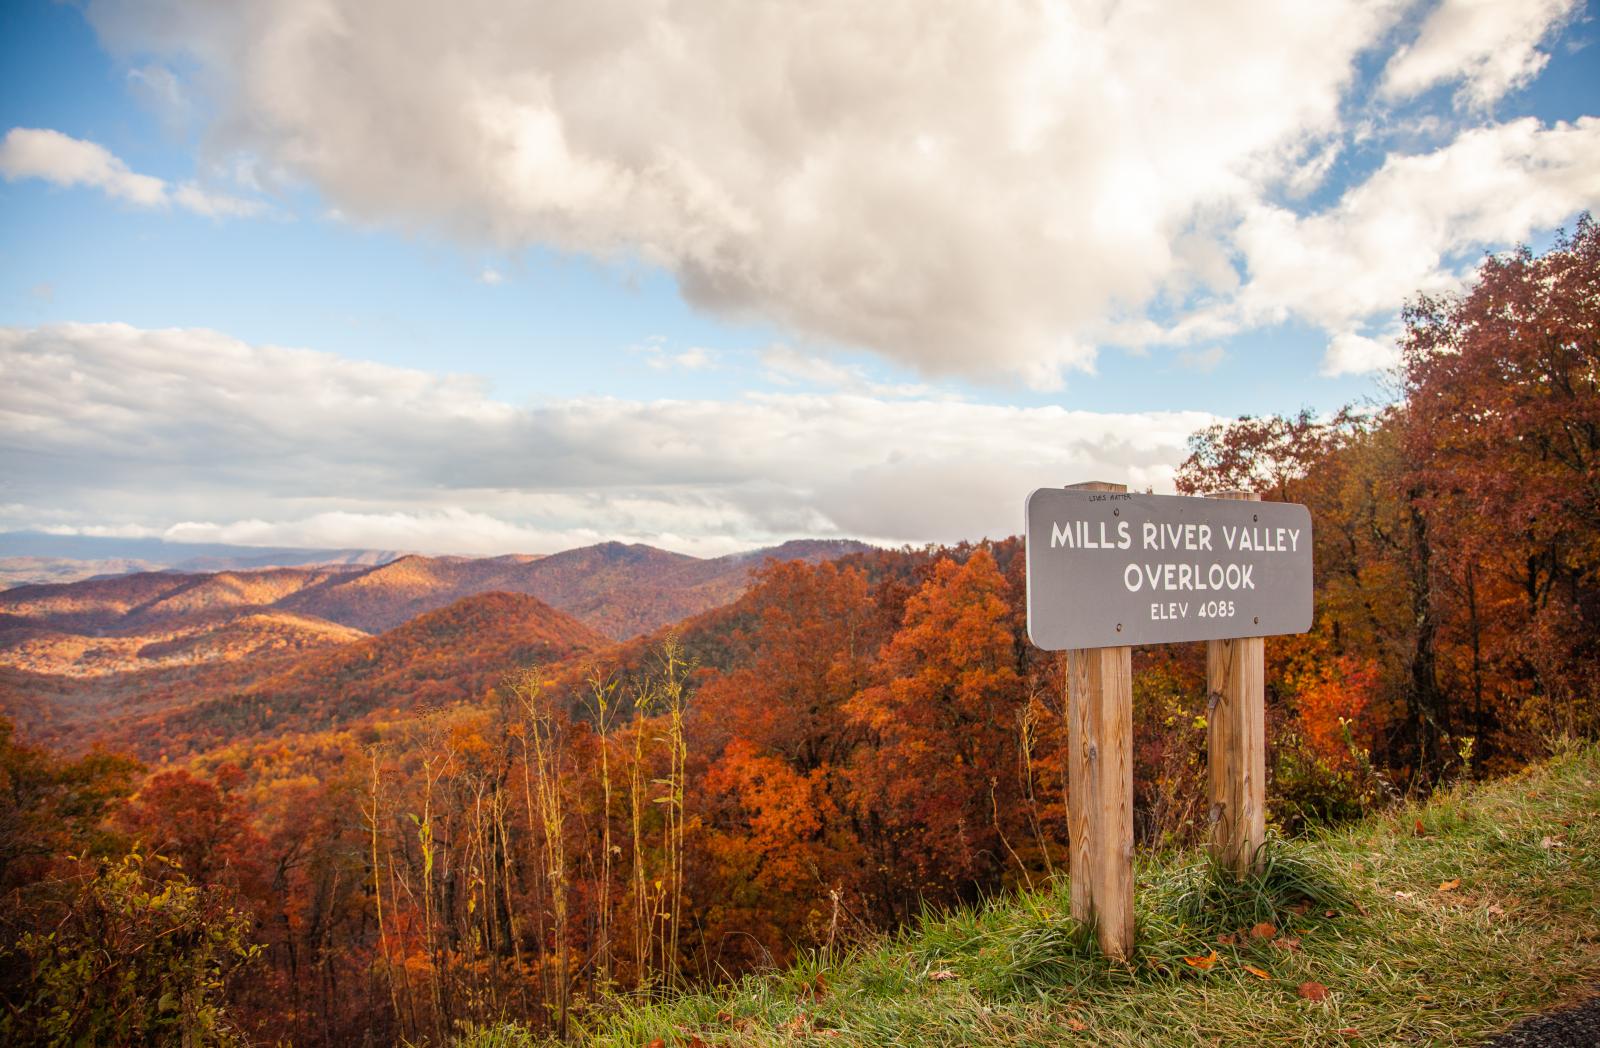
[83,0,1420,389]
[1229,118,1600,335]
[172,180,264,218]
[0,127,166,206]
[1381,0,1579,109]
[1176,347,1226,373]
[671,347,714,370]
[760,345,932,398]
[59,2,1593,390]
[479,266,505,285]
[0,322,1216,553]
[1321,330,1401,377]
[645,346,716,371]
[127,63,191,128]
[0,127,263,217]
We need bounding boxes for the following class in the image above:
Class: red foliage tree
[1403,214,1600,757]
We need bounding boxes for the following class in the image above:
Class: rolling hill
[124,590,610,758]
[0,610,367,678]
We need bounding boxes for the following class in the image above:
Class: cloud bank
[0,127,262,217]
[0,323,1213,555]
[80,0,1598,385]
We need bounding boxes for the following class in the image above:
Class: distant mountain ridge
[0,538,873,642]
[0,532,404,582]
[0,528,406,569]
[0,556,168,590]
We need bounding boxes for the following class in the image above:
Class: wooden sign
[1024,487,1312,650]
[1026,482,1313,961]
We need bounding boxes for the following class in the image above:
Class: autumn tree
[1175,409,1355,502]
[0,716,140,896]
[846,548,1029,914]
[1403,214,1600,757]
[116,765,267,894]
[2,853,258,1047]
[693,561,880,965]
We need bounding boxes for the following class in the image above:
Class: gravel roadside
[1483,993,1600,1047]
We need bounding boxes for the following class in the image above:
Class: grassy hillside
[555,742,1600,1047]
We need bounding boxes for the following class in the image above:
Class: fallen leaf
[929,969,958,982]
[1394,890,1415,900]
[1183,950,1219,970]
[1487,903,1505,917]
[1250,921,1277,939]
[647,1040,665,1048]
[715,1011,734,1025]
[800,973,828,1000]
[1540,835,1563,849]
[1242,964,1271,980]
[1414,819,1427,836]
[686,1038,708,1048]
[1338,1028,1360,1036]
[1067,1018,1088,1031]
[1271,937,1302,951]
[1216,932,1238,946]
[1287,899,1313,916]
[1324,909,1338,918]
[1437,879,1460,892]
[1298,981,1330,1001]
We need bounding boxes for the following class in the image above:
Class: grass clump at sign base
[515,742,1600,1047]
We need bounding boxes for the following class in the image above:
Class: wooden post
[1064,481,1135,960]
[1206,490,1266,877]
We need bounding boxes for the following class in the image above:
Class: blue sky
[1,0,1596,555]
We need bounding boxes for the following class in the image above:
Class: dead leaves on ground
[649,1034,710,1048]
[798,972,828,1001]
[1297,981,1331,1001]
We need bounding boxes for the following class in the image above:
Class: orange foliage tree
[845,548,1031,912]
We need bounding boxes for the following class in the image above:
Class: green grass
[539,743,1600,1046]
